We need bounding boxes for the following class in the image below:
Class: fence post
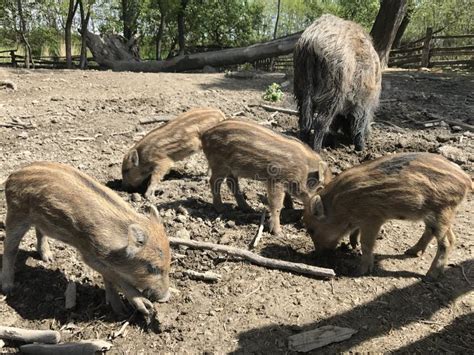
[421,27,433,67]
[10,50,17,67]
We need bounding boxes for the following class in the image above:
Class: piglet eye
[147,264,161,275]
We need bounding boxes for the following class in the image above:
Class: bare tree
[393,5,413,48]
[156,0,167,60]
[273,0,281,39]
[78,0,92,69]
[16,0,33,69]
[121,0,140,40]
[65,0,79,69]
[177,0,189,56]
[370,0,408,67]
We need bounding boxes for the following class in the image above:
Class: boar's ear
[310,195,325,220]
[130,149,139,167]
[149,205,162,224]
[126,224,148,257]
[318,161,328,184]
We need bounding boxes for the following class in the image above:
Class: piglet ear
[310,195,325,220]
[126,224,148,257]
[149,205,162,224]
[318,161,329,184]
[130,149,139,167]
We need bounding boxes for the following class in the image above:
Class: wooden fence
[389,28,474,69]
[0,49,97,69]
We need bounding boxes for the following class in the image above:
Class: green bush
[263,83,284,102]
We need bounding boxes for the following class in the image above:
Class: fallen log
[20,340,112,355]
[169,237,335,278]
[84,29,302,72]
[0,326,60,344]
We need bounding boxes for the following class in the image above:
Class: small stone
[131,193,142,202]
[175,228,191,240]
[226,220,236,228]
[177,206,188,215]
[436,135,451,143]
[451,125,462,132]
[18,131,28,139]
[175,214,187,223]
[219,233,231,244]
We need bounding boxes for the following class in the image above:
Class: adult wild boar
[122,107,226,198]
[2,162,171,317]
[201,119,332,236]
[303,153,472,280]
[293,14,381,151]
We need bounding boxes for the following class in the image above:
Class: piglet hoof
[357,262,373,277]
[131,296,155,318]
[268,223,283,237]
[404,246,424,257]
[144,188,156,200]
[39,250,54,263]
[108,297,130,318]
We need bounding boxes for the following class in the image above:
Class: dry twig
[183,269,221,282]
[139,115,173,125]
[169,237,335,278]
[250,211,266,249]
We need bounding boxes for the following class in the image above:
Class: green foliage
[263,83,284,102]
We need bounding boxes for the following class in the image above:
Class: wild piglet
[201,119,332,236]
[2,162,171,316]
[122,107,226,198]
[304,152,472,279]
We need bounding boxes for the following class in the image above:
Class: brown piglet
[201,119,332,236]
[304,152,472,279]
[2,162,171,316]
[122,107,226,198]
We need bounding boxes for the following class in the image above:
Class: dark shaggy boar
[303,153,472,280]
[122,107,225,198]
[2,162,171,317]
[293,14,381,151]
[201,119,332,236]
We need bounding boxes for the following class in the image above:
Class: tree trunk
[156,1,166,60]
[121,0,139,41]
[273,0,281,39]
[370,0,408,68]
[16,0,33,69]
[78,0,91,69]
[393,7,412,48]
[84,29,301,72]
[177,0,189,56]
[65,0,79,69]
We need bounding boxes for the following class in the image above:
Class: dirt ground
[0,68,473,353]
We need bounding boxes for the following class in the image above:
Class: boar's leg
[267,181,285,236]
[404,224,434,257]
[35,228,54,262]
[283,193,294,210]
[349,106,371,151]
[226,174,252,212]
[2,211,31,294]
[349,229,360,249]
[312,112,335,152]
[358,221,383,275]
[425,222,455,280]
[210,172,225,213]
[104,278,129,316]
[145,159,172,199]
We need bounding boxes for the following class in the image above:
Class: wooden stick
[446,120,474,132]
[169,237,335,278]
[139,116,172,125]
[183,269,221,282]
[0,326,60,344]
[110,130,133,136]
[250,211,266,249]
[109,312,136,340]
[258,104,298,115]
[20,340,112,355]
[64,282,76,310]
[288,326,357,352]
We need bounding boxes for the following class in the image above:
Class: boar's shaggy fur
[304,152,472,280]
[122,107,225,198]
[201,119,332,236]
[293,14,381,151]
[2,162,171,316]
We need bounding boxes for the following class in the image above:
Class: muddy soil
[0,68,473,353]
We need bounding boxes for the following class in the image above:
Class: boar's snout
[144,287,170,303]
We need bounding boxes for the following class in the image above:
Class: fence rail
[389,28,474,69]
[0,50,97,69]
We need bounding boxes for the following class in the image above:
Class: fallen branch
[372,120,405,132]
[256,104,298,116]
[183,269,221,282]
[169,237,335,278]
[250,211,266,249]
[64,282,76,310]
[288,326,357,352]
[139,116,173,125]
[0,326,60,344]
[446,120,474,132]
[20,340,112,355]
